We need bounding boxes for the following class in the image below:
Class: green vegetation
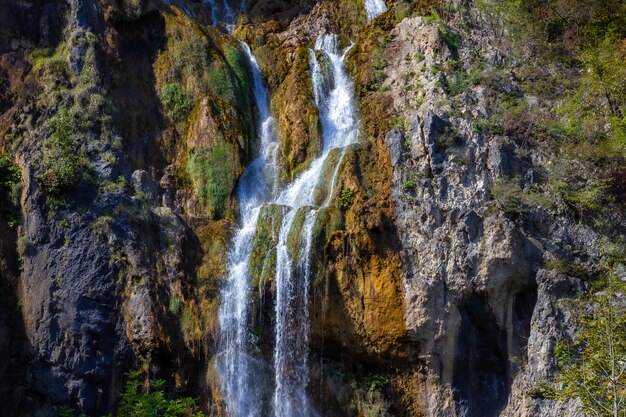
[187,145,237,219]
[58,370,207,417]
[551,271,626,416]
[544,259,589,279]
[249,204,285,287]
[37,112,91,196]
[180,303,203,348]
[223,45,252,114]
[159,21,253,136]
[531,240,626,415]
[340,188,356,208]
[474,0,625,192]
[352,374,391,417]
[0,153,21,227]
[491,177,555,215]
[159,83,194,122]
[27,27,121,203]
[552,177,609,215]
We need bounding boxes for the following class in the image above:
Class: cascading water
[217,32,359,417]
[363,0,387,22]
[204,0,245,27]
[271,32,358,417]
[217,42,278,417]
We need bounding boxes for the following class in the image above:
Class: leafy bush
[160,83,194,122]
[188,145,237,219]
[340,188,356,207]
[37,113,90,196]
[551,271,626,417]
[352,374,391,417]
[476,0,625,173]
[492,177,555,214]
[0,153,21,226]
[119,370,206,417]
[492,177,522,214]
[56,370,207,416]
[551,177,609,215]
[545,259,589,278]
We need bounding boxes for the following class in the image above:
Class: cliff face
[0,0,622,416]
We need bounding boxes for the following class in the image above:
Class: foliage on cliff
[0,153,20,226]
[58,370,207,417]
[117,371,207,417]
[551,271,626,416]
[477,0,625,193]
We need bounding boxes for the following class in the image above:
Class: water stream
[363,0,387,22]
[272,34,359,416]
[217,32,359,416]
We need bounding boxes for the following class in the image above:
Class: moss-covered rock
[188,144,239,220]
[271,47,321,182]
[286,206,314,264]
[154,7,255,218]
[249,203,288,287]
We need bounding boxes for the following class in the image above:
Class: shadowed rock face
[453,295,511,417]
[0,0,612,416]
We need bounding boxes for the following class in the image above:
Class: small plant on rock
[159,83,194,123]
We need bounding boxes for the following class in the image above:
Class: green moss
[312,148,342,205]
[31,43,67,70]
[156,11,255,149]
[286,207,311,263]
[188,145,238,219]
[249,204,287,286]
[159,83,194,122]
[207,61,235,99]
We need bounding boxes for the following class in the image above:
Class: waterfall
[363,0,387,22]
[272,33,358,417]
[204,0,245,27]
[217,41,278,417]
[217,32,359,417]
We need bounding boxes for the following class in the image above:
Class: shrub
[37,113,89,196]
[545,259,589,278]
[492,177,556,215]
[551,270,626,417]
[441,27,461,51]
[552,177,609,215]
[352,374,392,417]
[119,370,207,417]
[188,145,236,219]
[340,188,356,207]
[492,177,522,214]
[55,370,207,416]
[159,83,194,122]
[0,153,21,226]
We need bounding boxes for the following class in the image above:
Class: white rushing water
[217,41,278,417]
[218,33,359,417]
[203,0,245,27]
[363,0,387,22]
[272,32,358,417]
